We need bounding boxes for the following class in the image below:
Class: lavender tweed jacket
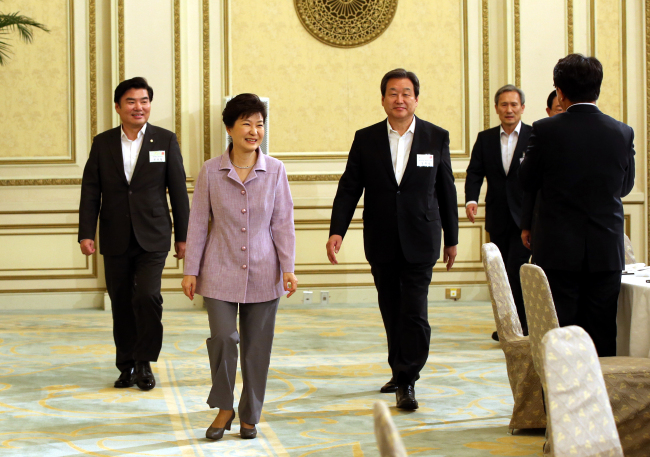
[183,150,295,303]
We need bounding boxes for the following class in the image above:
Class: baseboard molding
[0,285,489,310]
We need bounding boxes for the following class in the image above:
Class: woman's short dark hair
[380,68,420,98]
[546,90,558,110]
[553,54,603,103]
[114,77,154,105]
[222,93,267,128]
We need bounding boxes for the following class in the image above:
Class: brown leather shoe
[206,410,235,440]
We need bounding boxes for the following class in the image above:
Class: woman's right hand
[181,275,197,300]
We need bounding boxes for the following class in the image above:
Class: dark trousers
[370,245,434,387]
[544,269,621,357]
[103,230,168,372]
[489,215,531,334]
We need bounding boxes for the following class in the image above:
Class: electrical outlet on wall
[320,291,330,305]
[303,291,313,304]
[445,288,461,301]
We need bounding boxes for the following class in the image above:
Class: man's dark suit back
[78,124,190,255]
[465,124,532,233]
[330,117,458,264]
[519,104,635,271]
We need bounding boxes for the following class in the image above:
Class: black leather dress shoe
[491,331,499,342]
[380,378,398,393]
[134,361,156,391]
[114,367,135,388]
[396,384,418,410]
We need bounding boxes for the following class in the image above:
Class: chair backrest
[481,243,523,341]
[373,401,407,457]
[520,264,559,385]
[624,234,636,264]
[542,326,623,456]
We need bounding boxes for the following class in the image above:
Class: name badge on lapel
[149,150,166,163]
[417,154,434,167]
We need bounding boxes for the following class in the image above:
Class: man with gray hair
[465,84,533,340]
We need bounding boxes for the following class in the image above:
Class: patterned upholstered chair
[481,243,545,430]
[542,326,623,457]
[624,234,636,264]
[521,264,650,457]
[373,401,406,457]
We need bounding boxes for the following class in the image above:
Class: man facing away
[519,54,635,357]
[465,85,532,340]
[327,69,459,410]
[520,90,564,252]
[78,77,190,389]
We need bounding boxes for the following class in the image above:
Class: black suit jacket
[519,104,635,271]
[465,123,533,234]
[330,117,459,264]
[78,124,190,255]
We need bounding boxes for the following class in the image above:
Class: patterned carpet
[0,301,544,456]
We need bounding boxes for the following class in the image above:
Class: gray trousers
[204,296,279,424]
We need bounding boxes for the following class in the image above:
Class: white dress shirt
[466,120,522,208]
[387,117,416,185]
[500,120,521,175]
[121,123,147,183]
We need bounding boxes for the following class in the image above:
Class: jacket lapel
[507,123,530,176]
[398,117,421,186]
[491,127,507,177]
[109,127,129,185]
[376,121,398,188]
[130,124,153,183]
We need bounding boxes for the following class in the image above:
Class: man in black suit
[327,69,459,410]
[79,77,190,389]
[520,90,564,253]
[519,54,635,357]
[465,85,532,340]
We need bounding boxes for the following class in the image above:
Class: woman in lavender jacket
[181,94,297,441]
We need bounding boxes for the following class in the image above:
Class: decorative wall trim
[646,0,650,261]
[567,0,574,54]
[590,0,596,54]
[118,0,124,82]
[482,0,490,130]
[0,179,83,187]
[223,0,230,96]
[203,0,210,162]
[1,0,76,165]
[514,0,521,88]
[89,0,97,138]
[173,0,181,147]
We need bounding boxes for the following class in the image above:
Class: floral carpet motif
[0,302,544,456]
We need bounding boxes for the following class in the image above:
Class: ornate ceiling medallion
[295,0,398,48]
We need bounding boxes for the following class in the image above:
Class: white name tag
[149,150,166,163]
[417,154,434,167]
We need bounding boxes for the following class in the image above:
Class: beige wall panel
[123,0,174,132]
[296,226,366,266]
[0,0,70,159]
[229,0,464,153]
[519,0,566,124]
[0,232,88,275]
[595,0,622,120]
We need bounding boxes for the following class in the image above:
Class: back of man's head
[114,77,154,105]
[553,54,602,103]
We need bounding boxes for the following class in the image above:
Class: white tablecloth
[617,275,650,357]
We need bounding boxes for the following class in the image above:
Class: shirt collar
[219,146,266,171]
[567,102,598,111]
[387,116,416,136]
[500,120,522,136]
[121,123,147,141]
